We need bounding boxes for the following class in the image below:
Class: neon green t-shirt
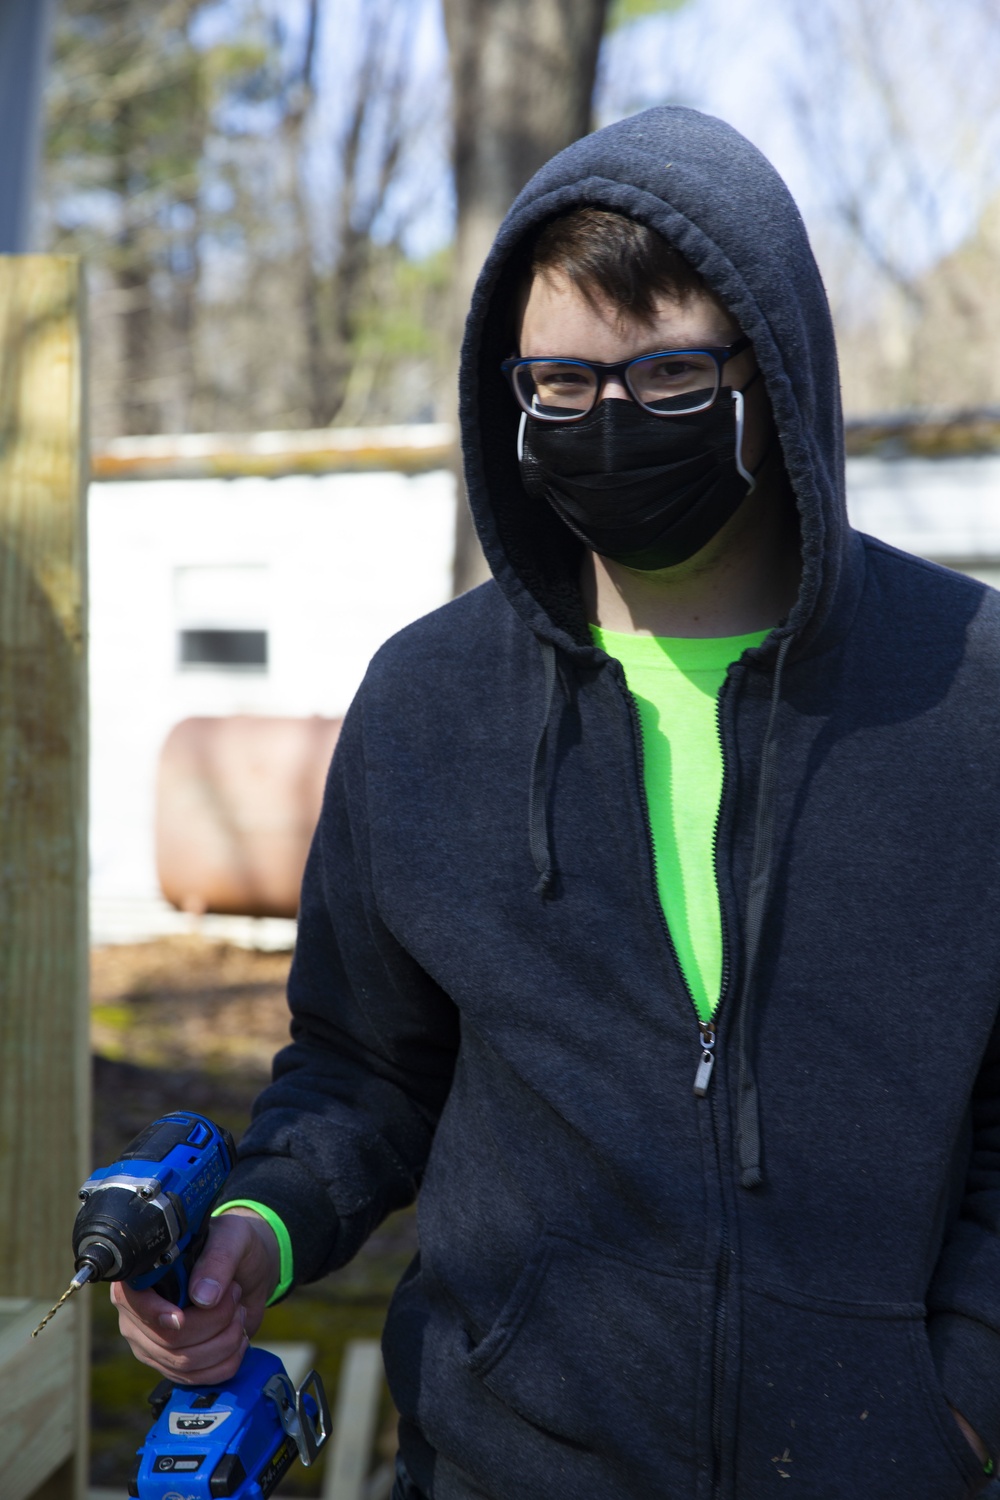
[591,626,768,1024]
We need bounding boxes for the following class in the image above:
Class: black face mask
[518,384,759,571]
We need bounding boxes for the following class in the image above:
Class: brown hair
[526,207,710,327]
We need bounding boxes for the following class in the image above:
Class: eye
[520,362,598,412]
[646,358,701,382]
[630,351,717,403]
[534,364,591,391]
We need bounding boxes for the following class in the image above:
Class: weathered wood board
[0,256,89,1499]
[0,1299,79,1500]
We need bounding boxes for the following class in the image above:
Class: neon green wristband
[212,1200,294,1305]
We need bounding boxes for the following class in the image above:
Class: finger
[110,1278,186,1322]
[170,1333,251,1387]
[140,1319,249,1384]
[187,1214,254,1309]
[112,1279,242,1345]
[119,1302,248,1381]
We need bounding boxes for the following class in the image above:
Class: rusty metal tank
[156,715,342,919]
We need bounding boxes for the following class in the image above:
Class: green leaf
[607,0,690,31]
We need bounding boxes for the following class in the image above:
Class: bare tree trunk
[443,0,610,594]
[113,94,158,436]
[322,0,415,425]
[170,183,202,430]
[169,62,206,430]
[282,0,326,427]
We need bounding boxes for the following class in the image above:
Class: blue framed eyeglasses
[501,335,751,421]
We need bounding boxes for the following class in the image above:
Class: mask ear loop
[517,392,546,462]
[732,387,757,493]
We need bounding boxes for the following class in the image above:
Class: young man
[116,108,1000,1499]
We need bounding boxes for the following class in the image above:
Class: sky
[63,0,1000,334]
[293,0,1000,325]
[594,0,1000,307]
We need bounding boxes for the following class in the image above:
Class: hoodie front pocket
[737,1283,987,1499]
[466,1232,714,1481]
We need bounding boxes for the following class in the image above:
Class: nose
[595,374,633,403]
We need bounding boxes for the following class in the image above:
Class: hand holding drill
[34,1110,279,1382]
[35,1111,329,1498]
[114,1205,279,1384]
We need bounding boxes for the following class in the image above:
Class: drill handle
[130,1217,211,1308]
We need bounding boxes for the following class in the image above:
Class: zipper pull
[693,1023,716,1096]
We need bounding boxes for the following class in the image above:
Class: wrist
[213,1200,293,1303]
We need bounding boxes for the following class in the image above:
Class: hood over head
[457,106,849,660]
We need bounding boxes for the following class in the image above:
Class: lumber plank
[323,1340,385,1500]
[0,255,88,1297]
[0,255,89,1500]
[0,1299,78,1500]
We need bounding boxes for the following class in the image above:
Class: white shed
[87,423,1000,945]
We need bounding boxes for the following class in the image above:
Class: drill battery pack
[129,1346,330,1499]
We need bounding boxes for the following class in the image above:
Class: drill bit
[31,1264,96,1338]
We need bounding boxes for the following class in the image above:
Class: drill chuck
[73,1183,182,1284]
[73,1237,122,1283]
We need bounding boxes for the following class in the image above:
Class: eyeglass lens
[512,352,720,420]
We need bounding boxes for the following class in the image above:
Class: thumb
[188,1214,251,1308]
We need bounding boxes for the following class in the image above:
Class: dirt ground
[89,936,416,1493]
[91,935,294,1076]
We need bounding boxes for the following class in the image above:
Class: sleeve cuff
[221,1154,341,1286]
[213,1199,294,1305]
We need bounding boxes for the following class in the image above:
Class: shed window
[174,565,269,674]
[178,628,268,669]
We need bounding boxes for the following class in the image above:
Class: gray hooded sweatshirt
[227,107,1000,1499]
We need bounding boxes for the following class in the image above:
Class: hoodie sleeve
[221,687,460,1286]
[927,1018,1000,1461]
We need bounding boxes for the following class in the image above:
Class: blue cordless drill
[34,1111,330,1498]
[33,1110,236,1332]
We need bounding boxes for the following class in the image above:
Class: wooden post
[0,257,89,1500]
[323,1341,385,1500]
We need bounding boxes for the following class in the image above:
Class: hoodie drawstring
[528,641,558,898]
[736,632,793,1189]
[527,629,791,1172]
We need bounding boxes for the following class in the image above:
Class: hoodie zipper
[694,723,728,1089]
[708,675,735,1500]
[708,679,734,1037]
[617,664,736,1497]
[710,1092,732,1500]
